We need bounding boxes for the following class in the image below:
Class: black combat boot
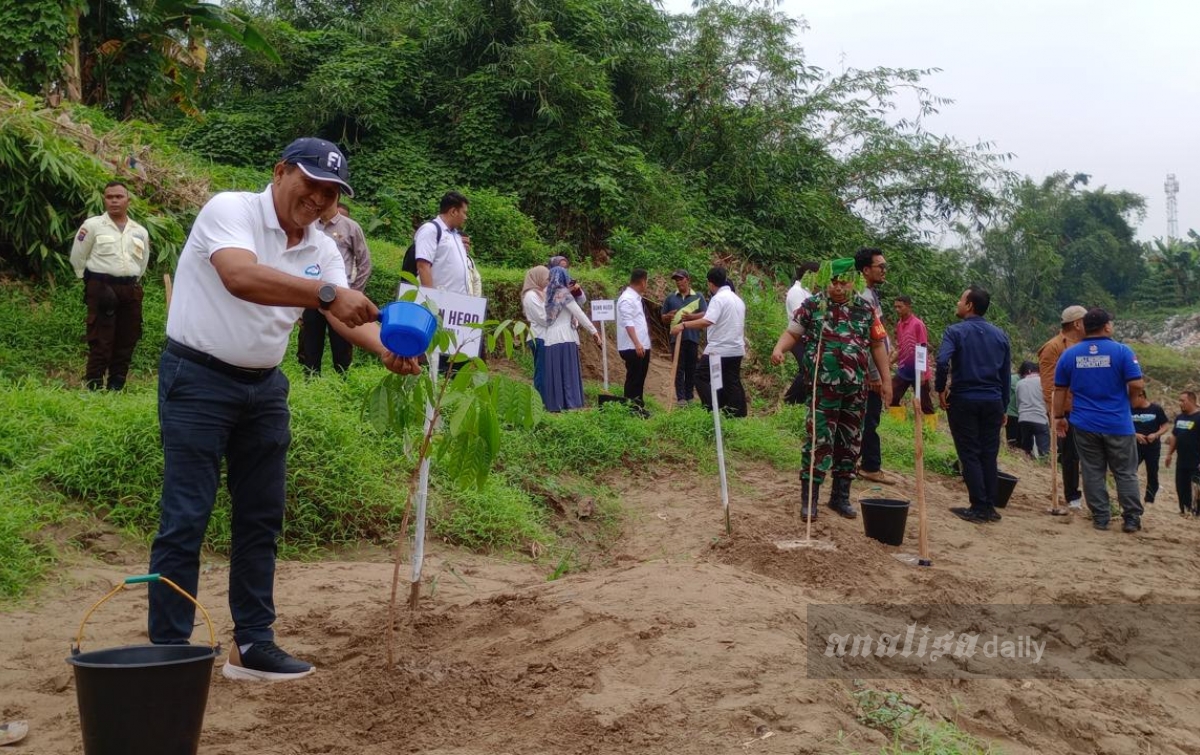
[828,476,858,519]
[800,479,820,522]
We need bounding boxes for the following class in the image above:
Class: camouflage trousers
[800,382,868,484]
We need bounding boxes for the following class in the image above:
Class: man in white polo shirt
[414,190,477,295]
[148,138,419,682]
[673,267,748,417]
[616,269,651,412]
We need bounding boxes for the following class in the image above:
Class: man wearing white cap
[1038,305,1087,512]
[147,138,419,682]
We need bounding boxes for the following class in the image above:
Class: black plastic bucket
[995,472,1019,508]
[860,498,910,546]
[67,574,219,755]
[68,644,217,755]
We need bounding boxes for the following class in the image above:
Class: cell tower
[1165,173,1179,241]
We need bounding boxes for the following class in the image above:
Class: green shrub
[607,224,710,285]
[173,107,290,168]
[17,372,413,556]
[0,279,168,386]
[0,486,59,599]
[0,89,111,276]
[432,475,552,551]
[877,410,959,477]
[1127,342,1200,393]
[455,187,549,269]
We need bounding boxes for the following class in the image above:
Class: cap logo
[325,151,342,171]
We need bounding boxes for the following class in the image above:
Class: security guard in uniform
[70,181,150,390]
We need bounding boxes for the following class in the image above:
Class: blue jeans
[148,350,291,646]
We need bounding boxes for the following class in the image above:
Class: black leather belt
[166,339,277,383]
[84,271,139,285]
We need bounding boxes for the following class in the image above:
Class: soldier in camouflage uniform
[771,258,891,520]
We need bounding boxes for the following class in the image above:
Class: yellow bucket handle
[74,574,217,652]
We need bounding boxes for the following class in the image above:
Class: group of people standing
[1038,306,1200,527]
[521,258,600,412]
[65,132,1197,684]
[521,264,749,418]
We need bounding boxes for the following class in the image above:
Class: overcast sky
[664,0,1199,242]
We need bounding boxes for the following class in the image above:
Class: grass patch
[846,688,1000,755]
[0,482,64,599]
[0,277,169,387]
[431,474,553,552]
[1126,341,1200,393]
[877,410,960,477]
[724,407,804,469]
[0,278,979,601]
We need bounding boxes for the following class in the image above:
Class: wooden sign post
[590,299,615,392]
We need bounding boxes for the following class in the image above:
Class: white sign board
[590,299,615,322]
[709,356,723,391]
[915,344,928,374]
[397,284,488,358]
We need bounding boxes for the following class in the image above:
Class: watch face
[319,284,336,304]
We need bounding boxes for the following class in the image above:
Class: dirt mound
[5,445,1200,754]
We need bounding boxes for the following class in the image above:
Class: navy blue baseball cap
[280,137,354,197]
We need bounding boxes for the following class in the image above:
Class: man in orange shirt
[1038,305,1086,512]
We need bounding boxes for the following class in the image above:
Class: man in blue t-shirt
[1053,308,1145,532]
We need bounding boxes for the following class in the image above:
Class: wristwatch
[317,283,337,311]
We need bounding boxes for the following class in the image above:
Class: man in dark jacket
[935,285,1011,524]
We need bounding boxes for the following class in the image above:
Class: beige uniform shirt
[70,213,150,279]
[316,213,371,292]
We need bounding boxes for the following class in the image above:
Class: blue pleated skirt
[541,342,585,412]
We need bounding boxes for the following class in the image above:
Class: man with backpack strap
[411,191,478,296]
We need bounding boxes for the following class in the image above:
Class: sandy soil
[5,434,1200,754]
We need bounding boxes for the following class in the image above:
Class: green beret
[829,258,856,279]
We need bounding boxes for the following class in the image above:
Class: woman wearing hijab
[542,265,601,411]
[521,265,551,400]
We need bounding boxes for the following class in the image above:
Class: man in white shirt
[785,262,817,319]
[69,180,151,390]
[673,267,747,417]
[414,191,476,295]
[616,269,651,411]
[148,138,419,683]
[783,261,819,405]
